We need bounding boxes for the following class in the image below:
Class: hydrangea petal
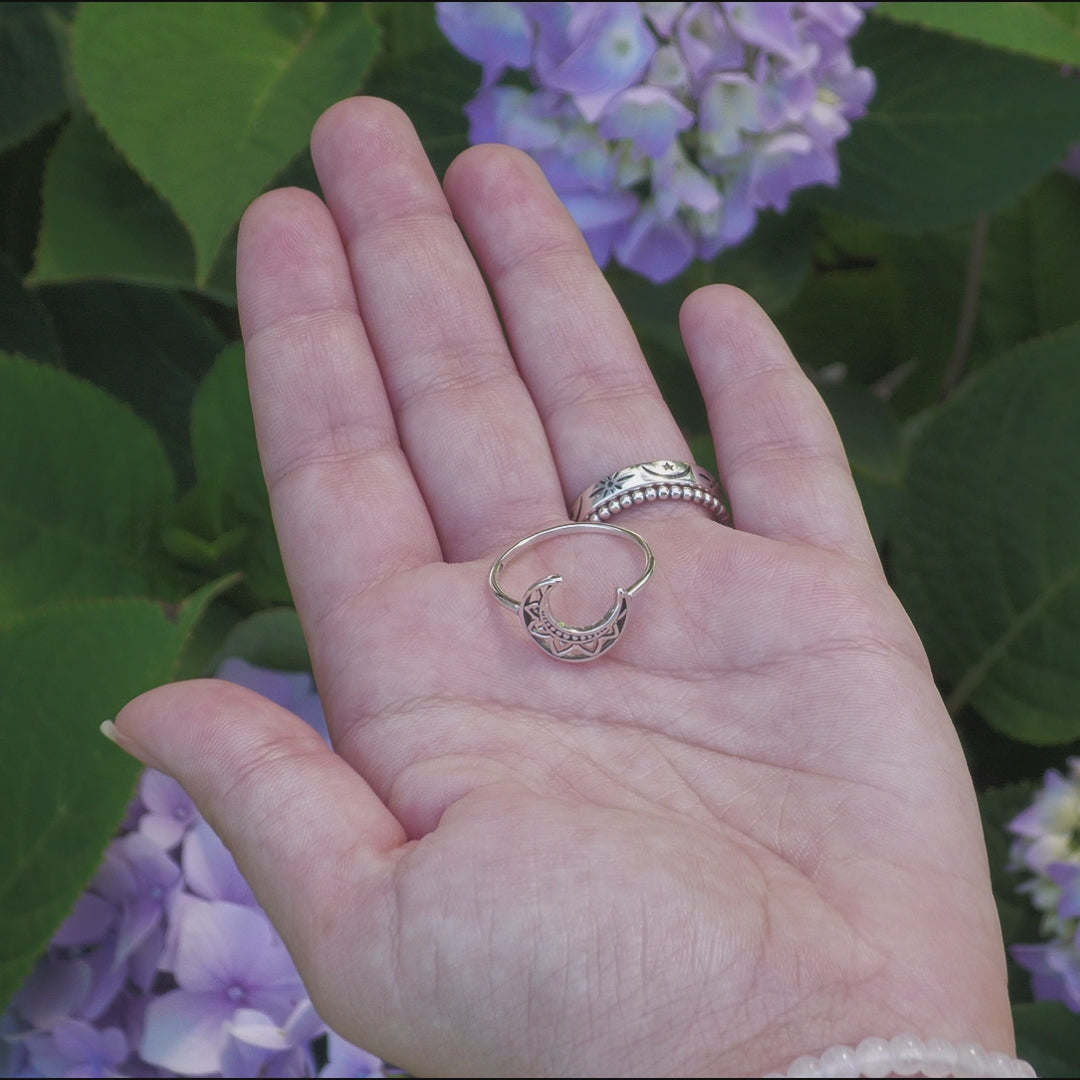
[642,2,686,39]
[141,987,236,1074]
[25,1017,127,1078]
[182,817,259,906]
[698,73,760,159]
[614,203,695,282]
[53,1018,127,1070]
[172,899,295,994]
[804,1,865,38]
[52,892,116,948]
[645,42,689,92]
[538,3,656,121]
[598,85,693,158]
[78,937,129,1021]
[11,956,93,1028]
[677,2,744,79]
[435,1,533,84]
[466,86,565,150]
[138,769,198,850]
[560,189,640,231]
[722,1,807,64]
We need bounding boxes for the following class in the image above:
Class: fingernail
[100,719,162,770]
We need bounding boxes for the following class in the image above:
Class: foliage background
[1,1,1079,1072]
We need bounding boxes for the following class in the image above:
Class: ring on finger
[569,460,731,525]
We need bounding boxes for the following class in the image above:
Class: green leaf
[367,0,446,60]
[878,2,1080,67]
[29,115,200,293]
[979,172,1080,353]
[1013,1001,1080,1077]
[189,345,268,527]
[0,3,71,152]
[817,381,905,549]
[892,324,1080,744]
[772,257,902,390]
[0,113,62,277]
[814,16,1080,229]
[178,343,289,605]
[214,606,311,673]
[71,2,380,283]
[0,258,59,364]
[0,583,220,1011]
[0,353,177,613]
[36,282,225,487]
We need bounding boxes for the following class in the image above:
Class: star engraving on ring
[589,470,635,501]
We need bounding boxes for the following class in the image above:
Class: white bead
[853,1037,893,1078]
[920,1037,959,1077]
[953,1042,989,1078]
[786,1055,825,1077]
[818,1044,859,1077]
[985,1050,1019,1077]
[773,1037,1035,1079]
[887,1034,926,1076]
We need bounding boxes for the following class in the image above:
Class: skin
[115,97,1014,1077]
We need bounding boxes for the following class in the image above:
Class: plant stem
[940,213,990,399]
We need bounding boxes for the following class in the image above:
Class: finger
[444,144,693,506]
[237,186,441,672]
[310,98,566,561]
[112,680,405,1003]
[680,285,880,565]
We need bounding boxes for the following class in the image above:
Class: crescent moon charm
[520,575,631,662]
[489,522,654,664]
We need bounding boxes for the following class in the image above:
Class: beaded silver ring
[570,459,731,526]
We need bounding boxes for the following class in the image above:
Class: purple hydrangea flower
[220,999,324,1079]
[137,769,199,850]
[22,1017,128,1079]
[1007,757,1080,1011]
[438,1,876,282]
[140,900,308,1075]
[1,659,387,1077]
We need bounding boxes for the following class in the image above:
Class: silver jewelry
[764,1034,1037,1077]
[570,459,731,525]
[489,522,654,663]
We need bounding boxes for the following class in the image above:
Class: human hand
[116,97,1013,1077]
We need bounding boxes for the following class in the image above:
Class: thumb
[110,678,407,988]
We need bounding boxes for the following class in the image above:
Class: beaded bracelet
[764,1034,1037,1077]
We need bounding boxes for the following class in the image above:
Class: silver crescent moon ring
[489,522,655,663]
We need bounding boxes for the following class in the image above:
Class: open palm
[118,98,1012,1077]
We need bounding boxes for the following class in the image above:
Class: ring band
[570,460,731,525]
[489,522,654,663]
